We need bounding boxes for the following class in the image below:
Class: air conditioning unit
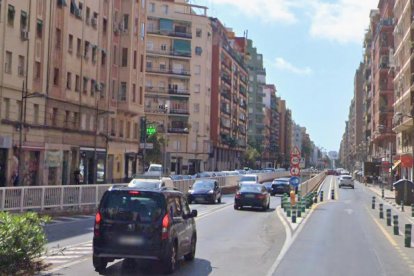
[21,30,29,41]
[91,18,97,27]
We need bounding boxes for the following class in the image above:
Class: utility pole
[93,99,98,184]
[17,81,25,186]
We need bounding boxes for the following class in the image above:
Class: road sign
[291,146,301,156]
[140,143,154,149]
[289,176,301,187]
[290,166,300,176]
[290,156,300,166]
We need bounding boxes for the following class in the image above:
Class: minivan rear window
[100,191,165,223]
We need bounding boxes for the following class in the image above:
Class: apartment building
[278,98,292,168]
[145,0,212,175]
[392,0,414,180]
[0,0,147,186]
[245,40,266,151]
[210,18,248,171]
[263,84,280,167]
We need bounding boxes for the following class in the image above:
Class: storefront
[0,136,12,186]
[79,147,106,184]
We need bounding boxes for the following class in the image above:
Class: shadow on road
[101,257,213,276]
[44,218,94,243]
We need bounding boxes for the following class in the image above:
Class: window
[195,47,202,56]
[194,103,200,113]
[139,86,143,104]
[73,112,79,128]
[52,108,58,126]
[111,118,116,136]
[196,28,202,37]
[162,5,168,15]
[194,84,200,93]
[113,45,117,64]
[68,34,73,53]
[126,121,131,139]
[133,51,137,69]
[64,111,70,127]
[8,5,15,26]
[92,46,97,63]
[134,123,138,139]
[83,77,88,94]
[5,51,11,74]
[123,14,129,31]
[55,28,62,49]
[75,75,80,91]
[160,62,166,71]
[149,3,155,12]
[122,48,128,67]
[112,80,116,99]
[100,83,105,99]
[119,82,127,101]
[4,98,10,120]
[18,55,24,76]
[34,104,39,124]
[103,18,107,34]
[36,20,43,38]
[34,61,41,79]
[53,68,59,85]
[119,120,124,137]
[101,50,106,66]
[20,11,27,30]
[161,44,167,51]
[66,72,72,89]
[140,54,144,72]
[146,41,153,51]
[77,38,81,56]
[194,65,201,75]
[91,79,95,96]
[140,23,145,40]
[132,84,136,102]
[86,7,90,23]
[84,41,90,58]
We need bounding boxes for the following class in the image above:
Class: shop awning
[392,160,401,170]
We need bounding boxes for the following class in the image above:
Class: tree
[243,145,260,168]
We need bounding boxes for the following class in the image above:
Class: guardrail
[0,172,291,213]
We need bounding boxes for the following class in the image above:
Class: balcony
[239,85,247,96]
[146,49,191,59]
[221,74,232,86]
[146,66,190,77]
[145,86,168,95]
[221,89,231,101]
[168,88,190,96]
[170,108,190,115]
[168,127,189,134]
[147,29,192,39]
[220,106,231,115]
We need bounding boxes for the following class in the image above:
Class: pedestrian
[395,171,400,182]
[10,147,19,186]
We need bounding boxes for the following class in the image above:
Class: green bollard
[286,203,291,217]
[297,205,302,218]
[301,200,306,212]
[393,215,399,235]
[291,206,296,223]
[372,196,375,209]
[386,209,391,226]
[331,189,335,200]
[379,204,384,219]
[405,224,412,248]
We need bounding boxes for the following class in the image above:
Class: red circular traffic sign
[290,166,301,176]
[290,156,300,166]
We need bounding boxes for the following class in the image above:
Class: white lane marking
[328,177,333,201]
[44,255,84,259]
[267,202,319,276]
[46,256,92,273]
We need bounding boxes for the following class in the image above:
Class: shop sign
[46,151,62,167]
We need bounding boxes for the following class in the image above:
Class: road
[40,176,414,275]
[41,194,286,275]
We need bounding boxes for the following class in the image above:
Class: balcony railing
[146,49,191,58]
[221,74,232,86]
[168,127,189,134]
[146,66,191,76]
[170,108,190,115]
[168,88,190,96]
[145,86,168,94]
[147,29,192,39]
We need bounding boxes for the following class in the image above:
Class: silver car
[338,175,354,189]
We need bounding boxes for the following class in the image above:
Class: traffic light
[140,116,146,142]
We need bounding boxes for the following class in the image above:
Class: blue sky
[193,0,378,152]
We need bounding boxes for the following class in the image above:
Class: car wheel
[218,196,221,204]
[163,242,178,274]
[93,256,108,273]
[234,204,239,210]
[184,235,196,261]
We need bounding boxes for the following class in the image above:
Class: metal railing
[0,172,294,213]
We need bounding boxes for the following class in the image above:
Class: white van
[144,164,163,176]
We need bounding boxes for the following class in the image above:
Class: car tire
[184,235,196,261]
[267,202,270,210]
[93,256,108,273]
[163,242,178,274]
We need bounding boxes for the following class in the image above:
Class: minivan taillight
[94,211,101,237]
[235,193,241,199]
[161,214,170,240]
[256,194,265,199]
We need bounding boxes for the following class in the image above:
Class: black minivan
[92,186,198,274]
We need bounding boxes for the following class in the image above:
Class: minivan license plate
[118,236,143,246]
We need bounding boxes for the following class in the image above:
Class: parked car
[263,181,273,193]
[143,163,163,176]
[92,185,198,274]
[187,179,222,204]
[338,175,354,189]
[234,183,270,211]
[270,177,291,195]
[128,175,173,189]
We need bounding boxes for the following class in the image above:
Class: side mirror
[191,209,198,218]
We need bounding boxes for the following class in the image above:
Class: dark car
[187,179,222,204]
[92,186,198,274]
[263,181,273,193]
[234,183,270,211]
[271,178,291,195]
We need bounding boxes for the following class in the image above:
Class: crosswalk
[42,241,92,267]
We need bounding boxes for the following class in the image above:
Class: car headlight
[188,190,193,193]
[208,190,214,194]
